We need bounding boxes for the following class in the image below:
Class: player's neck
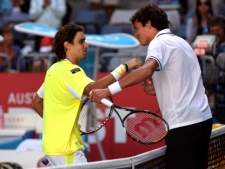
[64,57,78,65]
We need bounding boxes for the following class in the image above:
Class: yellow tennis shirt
[41,60,94,155]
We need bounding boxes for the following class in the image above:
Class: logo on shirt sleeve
[70,68,81,74]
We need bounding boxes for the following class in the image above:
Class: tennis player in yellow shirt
[32,23,142,166]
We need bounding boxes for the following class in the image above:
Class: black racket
[99,99,169,144]
[42,97,168,165]
[78,96,113,135]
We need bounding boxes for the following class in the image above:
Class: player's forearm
[32,95,43,118]
[84,59,142,96]
[33,105,43,118]
[119,59,157,89]
[119,65,153,89]
[106,58,157,96]
[84,64,128,95]
[84,74,116,96]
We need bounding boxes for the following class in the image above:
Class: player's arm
[32,94,43,118]
[119,58,158,88]
[32,84,44,118]
[83,58,142,96]
[89,58,158,102]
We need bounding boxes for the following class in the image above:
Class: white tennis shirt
[146,29,212,130]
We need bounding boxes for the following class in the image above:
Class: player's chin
[139,41,148,46]
[83,52,87,57]
[82,54,87,60]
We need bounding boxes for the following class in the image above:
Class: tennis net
[45,125,225,169]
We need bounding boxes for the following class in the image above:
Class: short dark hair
[53,23,84,61]
[130,4,170,30]
[207,15,225,32]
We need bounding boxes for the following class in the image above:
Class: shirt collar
[64,59,73,64]
[155,29,172,38]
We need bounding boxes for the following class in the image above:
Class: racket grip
[89,91,113,107]
[101,98,113,107]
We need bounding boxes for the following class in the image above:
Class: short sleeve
[37,82,44,98]
[146,39,168,71]
[65,67,94,99]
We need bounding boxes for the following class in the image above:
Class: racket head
[78,96,113,135]
[122,110,169,144]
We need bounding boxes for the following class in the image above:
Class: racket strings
[124,112,168,143]
[78,98,112,134]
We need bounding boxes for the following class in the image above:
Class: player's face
[133,21,152,46]
[72,31,89,61]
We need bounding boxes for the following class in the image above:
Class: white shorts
[46,150,87,166]
[87,0,119,6]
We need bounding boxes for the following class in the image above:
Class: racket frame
[79,96,113,135]
[107,104,169,145]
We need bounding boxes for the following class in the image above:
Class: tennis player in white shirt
[89,4,213,169]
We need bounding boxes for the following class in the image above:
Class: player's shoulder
[47,60,85,76]
[49,60,76,70]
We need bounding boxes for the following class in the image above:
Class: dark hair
[53,23,84,61]
[130,4,170,30]
[195,0,213,33]
[207,15,225,32]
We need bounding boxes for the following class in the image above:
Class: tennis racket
[99,98,169,144]
[78,96,113,135]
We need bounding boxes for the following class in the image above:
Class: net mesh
[134,155,166,169]
[207,133,225,168]
[134,133,225,169]
[44,125,225,169]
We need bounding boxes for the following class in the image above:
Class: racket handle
[101,98,113,107]
[89,91,113,107]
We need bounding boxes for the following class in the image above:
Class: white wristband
[108,81,122,95]
[111,64,126,80]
